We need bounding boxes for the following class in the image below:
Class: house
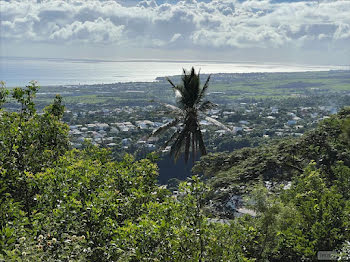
[233,127,243,133]
[87,123,97,130]
[136,121,148,129]
[200,120,210,126]
[271,107,278,114]
[162,146,171,153]
[70,129,82,136]
[96,123,109,130]
[110,127,119,134]
[215,130,227,136]
[122,138,131,146]
[287,120,296,126]
[98,130,107,136]
[146,144,156,150]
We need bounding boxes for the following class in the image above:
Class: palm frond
[196,75,211,104]
[204,115,232,132]
[148,99,183,116]
[149,118,180,138]
[198,101,217,112]
[161,129,181,150]
[157,102,183,116]
[192,131,196,162]
[196,129,207,155]
[170,128,188,162]
[166,77,176,88]
[184,133,191,163]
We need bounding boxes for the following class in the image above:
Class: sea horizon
[1,56,349,87]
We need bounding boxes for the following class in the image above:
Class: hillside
[193,108,350,217]
[1,83,349,261]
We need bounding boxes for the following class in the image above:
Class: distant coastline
[1,56,349,87]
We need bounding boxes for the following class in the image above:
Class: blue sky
[1,0,349,65]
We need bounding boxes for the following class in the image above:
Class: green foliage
[0,83,70,261]
[1,83,350,261]
[194,109,350,261]
[112,176,249,261]
[0,83,69,223]
[194,108,350,200]
[342,114,350,144]
[0,82,9,108]
[277,163,349,260]
[233,162,350,261]
[0,86,251,261]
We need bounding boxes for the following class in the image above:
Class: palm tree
[149,67,231,163]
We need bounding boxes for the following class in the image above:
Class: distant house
[70,129,82,136]
[209,109,220,115]
[162,146,171,153]
[76,136,85,143]
[98,130,107,136]
[271,107,278,114]
[153,122,163,127]
[215,130,227,136]
[287,120,296,126]
[136,121,148,129]
[94,137,102,143]
[122,138,131,146]
[96,123,109,130]
[146,144,156,150]
[110,127,119,134]
[293,133,303,137]
[233,127,243,133]
[119,126,129,132]
[239,120,249,125]
[200,120,210,126]
[92,131,104,139]
[87,123,97,130]
[104,137,114,142]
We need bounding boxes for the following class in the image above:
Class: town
[15,70,345,166]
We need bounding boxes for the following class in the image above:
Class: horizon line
[2,55,349,67]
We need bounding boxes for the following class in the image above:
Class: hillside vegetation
[1,83,349,261]
[194,107,350,197]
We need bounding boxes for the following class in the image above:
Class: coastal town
[7,70,348,158]
[65,101,341,156]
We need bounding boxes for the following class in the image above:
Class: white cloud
[1,0,349,62]
[334,23,350,40]
[49,18,124,43]
[170,33,182,43]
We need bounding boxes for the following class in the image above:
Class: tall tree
[150,67,230,163]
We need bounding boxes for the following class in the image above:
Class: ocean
[0,56,347,87]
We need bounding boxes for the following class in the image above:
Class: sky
[1,0,350,65]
